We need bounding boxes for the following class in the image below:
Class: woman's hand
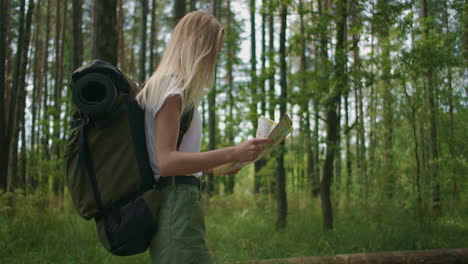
[232,138,273,162]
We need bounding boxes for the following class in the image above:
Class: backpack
[65,60,193,256]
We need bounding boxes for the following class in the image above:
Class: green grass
[1,192,467,263]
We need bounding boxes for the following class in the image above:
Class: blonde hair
[136,11,224,114]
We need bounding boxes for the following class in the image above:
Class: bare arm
[155,94,272,177]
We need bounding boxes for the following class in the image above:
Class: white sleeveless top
[144,86,202,180]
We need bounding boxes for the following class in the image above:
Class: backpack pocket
[95,189,161,256]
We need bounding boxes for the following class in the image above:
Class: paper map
[213,114,293,176]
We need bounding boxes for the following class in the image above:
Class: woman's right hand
[232,138,273,162]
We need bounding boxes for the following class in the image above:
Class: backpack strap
[177,108,194,150]
[78,115,105,213]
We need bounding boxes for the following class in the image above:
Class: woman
[136,11,272,263]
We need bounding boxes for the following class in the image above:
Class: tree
[0,0,9,191]
[321,0,348,230]
[206,0,218,195]
[6,0,26,191]
[420,0,441,216]
[72,0,83,70]
[140,0,148,83]
[276,0,288,229]
[149,0,158,72]
[92,0,118,65]
[175,0,186,24]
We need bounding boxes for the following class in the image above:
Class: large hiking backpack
[65,60,193,256]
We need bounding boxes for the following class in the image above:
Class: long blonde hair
[136,11,224,114]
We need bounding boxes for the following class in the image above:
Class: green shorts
[149,183,213,264]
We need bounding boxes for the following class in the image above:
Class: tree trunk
[321,0,347,230]
[0,0,10,191]
[190,0,197,11]
[117,0,125,70]
[52,0,65,195]
[72,0,83,70]
[6,0,27,191]
[206,0,217,195]
[140,0,148,83]
[276,0,288,229]
[30,0,43,190]
[376,0,394,199]
[267,0,276,196]
[421,0,440,216]
[149,0,158,72]
[175,0,186,24]
[41,0,52,165]
[92,0,118,65]
[225,0,235,195]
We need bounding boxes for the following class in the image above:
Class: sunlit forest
[1,0,467,263]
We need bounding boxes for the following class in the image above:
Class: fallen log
[223,248,468,264]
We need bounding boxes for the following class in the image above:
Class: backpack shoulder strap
[177,108,194,150]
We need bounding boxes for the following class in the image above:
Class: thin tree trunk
[30,0,43,190]
[206,0,217,195]
[6,0,27,191]
[267,0,276,196]
[225,0,235,195]
[254,0,268,194]
[41,0,52,165]
[376,0,394,199]
[0,0,10,191]
[140,0,148,83]
[276,0,288,229]
[117,0,125,69]
[421,0,440,216]
[149,0,158,72]
[52,0,65,195]
[321,0,347,230]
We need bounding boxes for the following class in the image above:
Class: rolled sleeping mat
[72,72,118,121]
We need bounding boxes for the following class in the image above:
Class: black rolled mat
[72,72,118,121]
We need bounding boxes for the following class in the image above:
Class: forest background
[0,0,467,262]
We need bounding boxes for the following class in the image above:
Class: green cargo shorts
[149,183,213,264]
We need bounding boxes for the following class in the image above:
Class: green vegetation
[2,192,467,263]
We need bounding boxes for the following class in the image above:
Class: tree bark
[30,0,43,189]
[225,0,235,195]
[267,0,276,196]
[72,0,83,70]
[206,0,217,195]
[376,0,394,199]
[92,0,118,65]
[6,0,26,191]
[9,0,34,191]
[0,0,10,191]
[117,0,125,70]
[149,0,158,72]
[276,0,288,229]
[421,0,440,216]
[140,0,148,83]
[175,0,186,25]
[321,0,347,230]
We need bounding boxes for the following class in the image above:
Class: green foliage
[1,194,467,262]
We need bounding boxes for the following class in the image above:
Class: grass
[1,192,467,263]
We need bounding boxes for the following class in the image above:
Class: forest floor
[1,192,467,263]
